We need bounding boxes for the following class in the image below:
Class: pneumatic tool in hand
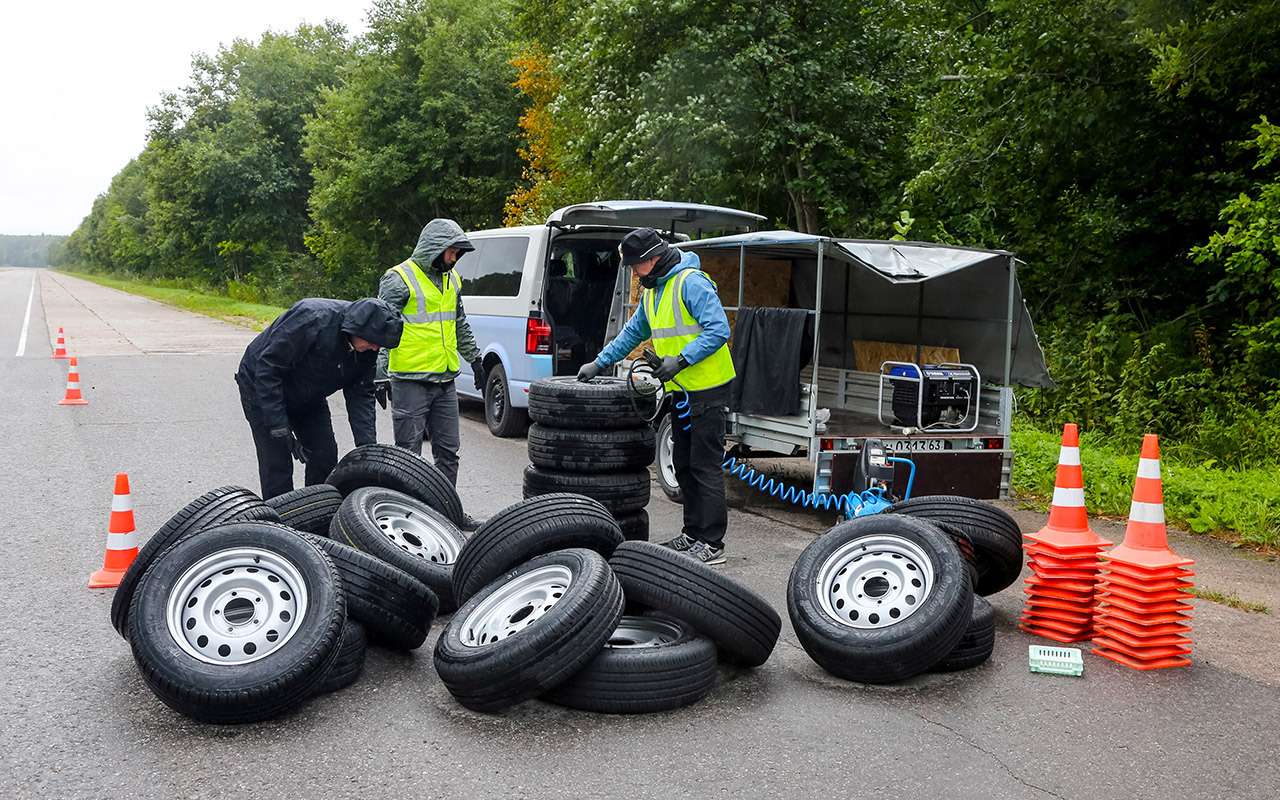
[625,349,692,432]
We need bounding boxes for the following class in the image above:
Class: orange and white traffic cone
[1092,434,1194,670]
[58,357,88,405]
[52,327,69,359]
[89,473,139,588]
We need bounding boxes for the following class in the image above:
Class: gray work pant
[390,378,461,485]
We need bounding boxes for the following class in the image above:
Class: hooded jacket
[236,298,404,446]
[377,218,482,382]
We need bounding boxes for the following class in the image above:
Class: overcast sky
[0,1,371,236]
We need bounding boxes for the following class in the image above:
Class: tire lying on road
[314,620,368,695]
[304,534,438,651]
[126,522,345,724]
[931,595,996,673]
[887,495,1023,596]
[522,465,651,517]
[609,541,781,667]
[434,548,624,712]
[615,509,649,542]
[543,613,718,714]
[527,425,655,473]
[326,444,464,527]
[330,487,466,612]
[528,376,646,429]
[787,514,974,684]
[265,484,343,537]
[452,493,623,606]
[111,486,280,638]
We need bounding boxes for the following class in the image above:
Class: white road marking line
[15,273,36,357]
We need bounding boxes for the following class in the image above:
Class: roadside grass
[64,270,285,330]
[1188,587,1271,614]
[1011,421,1280,550]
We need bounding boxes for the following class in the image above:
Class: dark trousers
[390,378,461,486]
[672,384,729,546]
[238,382,339,500]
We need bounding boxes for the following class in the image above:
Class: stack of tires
[435,493,782,713]
[523,376,654,542]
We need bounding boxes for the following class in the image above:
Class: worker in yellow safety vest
[580,228,735,565]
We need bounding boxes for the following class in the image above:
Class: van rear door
[547,201,765,234]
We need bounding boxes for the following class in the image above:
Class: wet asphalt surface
[1,269,1278,800]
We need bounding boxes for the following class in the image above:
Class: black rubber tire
[932,595,996,672]
[484,362,529,438]
[542,613,718,713]
[522,465,651,516]
[787,515,974,684]
[330,487,467,612]
[608,541,781,667]
[126,523,345,724]
[528,424,655,473]
[887,495,1023,596]
[615,509,650,542]
[326,444,464,527]
[452,493,623,605]
[265,484,342,536]
[303,534,438,651]
[315,620,368,695]
[528,376,645,429]
[110,486,280,638]
[434,549,624,712]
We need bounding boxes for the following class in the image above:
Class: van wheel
[656,414,683,504]
[484,363,528,438]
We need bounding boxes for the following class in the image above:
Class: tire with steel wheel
[887,495,1022,596]
[265,484,342,536]
[434,548,624,712]
[126,522,345,724]
[303,534,438,650]
[315,620,367,695]
[327,444,464,527]
[527,425,655,473]
[522,465,651,516]
[484,362,529,438]
[787,515,973,684]
[528,376,645,429]
[111,486,280,638]
[655,413,683,503]
[543,613,718,713]
[330,487,466,612]
[615,509,649,542]
[452,493,623,605]
[609,541,781,667]
[931,595,996,672]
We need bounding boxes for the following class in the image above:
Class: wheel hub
[606,616,681,648]
[460,564,572,647]
[815,533,935,630]
[372,499,460,565]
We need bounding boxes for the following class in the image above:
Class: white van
[454,201,765,436]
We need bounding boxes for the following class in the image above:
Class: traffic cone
[58,357,88,405]
[1092,434,1194,670]
[1020,424,1110,643]
[89,473,139,588]
[52,327,68,359]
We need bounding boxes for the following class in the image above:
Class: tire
[315,620,367,695]
[615,509,649,542]
[110,486,280,638]
[126,522,345,724]
[434,549,624,712]
[543,613,718,713]
[932,595,996,672]
[522,465,651,516]
[887,495,1023,596]
[326,444,464,527]
[330,487,466,612]
[528,424,655,473]
[609,541,781,667]
[655,413,683,503]
[528,376,645,429]
[452,493,623,605]
[303,534,438,651]
[484,362,529,438]
[787,514,974,684]
[265,484,342,536]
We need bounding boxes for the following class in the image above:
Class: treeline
[1,235,66,267]
[58,0,1280,467]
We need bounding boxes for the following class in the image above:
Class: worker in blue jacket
[579,228,736,564]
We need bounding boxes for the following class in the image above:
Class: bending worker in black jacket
[235,298,403,499]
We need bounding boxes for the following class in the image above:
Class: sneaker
[686,540,726,565]
[659,533,697,552]
[459,512,483,533]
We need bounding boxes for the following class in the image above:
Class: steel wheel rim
[815,533,934,630]
[165,547,309,665]
[460,564,573,647]
[488,374,505,422]
[659,419,677,490]
[371,499,460,565]
[605,615,682,648]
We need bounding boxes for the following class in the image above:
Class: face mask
[639,271,660,289]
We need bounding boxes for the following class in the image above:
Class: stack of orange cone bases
[1020,424,1110,643]
[1092,434,1194,669]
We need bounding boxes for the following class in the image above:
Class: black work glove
[653,355,688,383]
[272,428,308,464]
[374,380,391,409]
[471,359,484,393]
[577,361,602,382]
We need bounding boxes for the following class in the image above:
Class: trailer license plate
[887,439,945,452]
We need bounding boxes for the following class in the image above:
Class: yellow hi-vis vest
[388,258,461,374]
[642,269,735,392]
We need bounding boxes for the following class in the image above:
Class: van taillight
[526,317,552,355]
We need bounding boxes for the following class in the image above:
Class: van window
[452,240,486,283]
[463,236,528,296]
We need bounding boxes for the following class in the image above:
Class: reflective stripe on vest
[388,259,460,374]
[642,269,735,392]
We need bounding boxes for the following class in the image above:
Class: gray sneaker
[659,533,697,552]
[686,540,726,565]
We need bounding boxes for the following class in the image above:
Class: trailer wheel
[887,495,1022,596]
[655,413,683,504]
[931,595,996,672]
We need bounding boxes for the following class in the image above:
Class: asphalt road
[1,268,1278,800]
